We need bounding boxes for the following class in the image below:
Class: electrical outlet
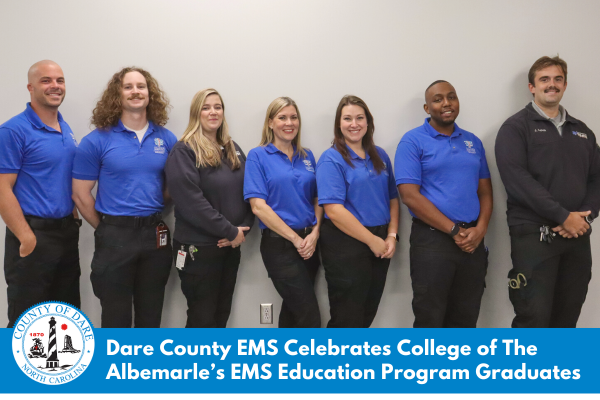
[260,303,273,324]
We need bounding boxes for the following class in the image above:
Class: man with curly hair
[0,60,81,328]
[72,67,177,328]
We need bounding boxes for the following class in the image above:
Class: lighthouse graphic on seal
[45,317,59,369]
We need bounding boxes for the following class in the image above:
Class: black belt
[509,224,545,236]
[412,217,477,230]
[509,223,580,243]
[100,213,162,228]
[323,217,388,234]
[509,223,575,237]
[262,226,313,239]
[25,215,76,230]
[509,223,564,243]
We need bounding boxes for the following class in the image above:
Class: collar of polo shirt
[423,117,463,138]
[24,102,65,131]
[527,102,576,124]
[265,142,298,158]
[114,119,156,135]
[344,144,371,161]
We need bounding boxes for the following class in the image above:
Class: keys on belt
[539,225,556,243]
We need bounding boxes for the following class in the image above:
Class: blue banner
[2,327,599,393]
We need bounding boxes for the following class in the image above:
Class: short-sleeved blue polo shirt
[0,103,78,219]
[72,120,177,217]
[394,118,491,223]
[244,143,318,230]
[317,145,398,227]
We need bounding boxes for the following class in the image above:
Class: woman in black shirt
[165,88,254,328]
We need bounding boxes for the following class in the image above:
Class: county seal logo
[12,301,95,385]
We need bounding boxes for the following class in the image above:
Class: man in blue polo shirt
[72,67,177,328]
[395,80,493,328]
[0,60,81,328]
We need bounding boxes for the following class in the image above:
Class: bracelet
[388,233,399,242]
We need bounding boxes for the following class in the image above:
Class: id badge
[176,250,186,270]
[156,223,169,249]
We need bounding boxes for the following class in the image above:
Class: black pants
[90,219,172,328]
[320,219,390,328]
[409,221,488,328]
[4,216,80,328]
[260,230,320,328]
[173,239,241,328]
[508,226,592,328]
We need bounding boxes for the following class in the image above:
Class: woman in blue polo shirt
[165,88,254,328]
[244,97,322,328]
[316,95,399,328]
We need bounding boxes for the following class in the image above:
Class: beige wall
[1,0,599,328]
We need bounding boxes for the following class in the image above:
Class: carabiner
[509,273,528,289]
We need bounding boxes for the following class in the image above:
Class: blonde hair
[180,88,240,169]
[260,97,307,158]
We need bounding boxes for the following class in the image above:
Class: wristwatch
[449,224,460,237]
[388,233,399,242]
[585,215,594,225]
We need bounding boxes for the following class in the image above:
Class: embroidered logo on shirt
[154,138,165,154]
[572,131,588,139]
[534,128,547,132]
[464,141,476,154]
[236,151,241,156]
[303,159,315,172]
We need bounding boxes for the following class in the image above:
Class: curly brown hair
[91,67,170,128]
